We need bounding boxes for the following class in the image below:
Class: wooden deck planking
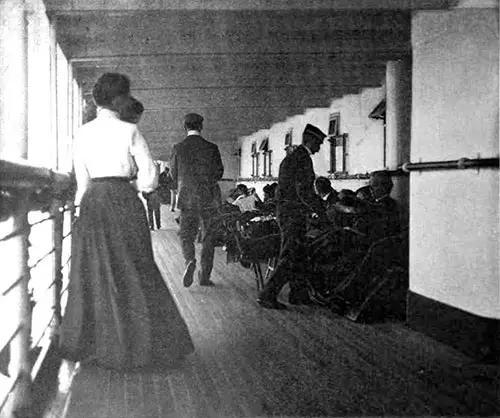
[42,207,499,418]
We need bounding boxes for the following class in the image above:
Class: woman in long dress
[60,73,194,369]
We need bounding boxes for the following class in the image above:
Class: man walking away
[170,113,224,287]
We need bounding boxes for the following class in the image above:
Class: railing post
[51,204,64,334]
[6,205,33,416]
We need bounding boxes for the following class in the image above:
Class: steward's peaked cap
[303,124,326,141]
[184,113,204,126]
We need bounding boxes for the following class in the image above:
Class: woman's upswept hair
[92,73,131,108]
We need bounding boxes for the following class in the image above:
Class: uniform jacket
[276,144,325,216]
[170,134,224,211]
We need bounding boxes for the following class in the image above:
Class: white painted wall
[411,8,499,318]
[238,86,385,195]
[326,88,386,175]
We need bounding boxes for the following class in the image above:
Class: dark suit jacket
[276,145,325,216]
[170,134,224,211]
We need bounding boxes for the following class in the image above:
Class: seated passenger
[352,170,400,240]
[219,184,249,213]
[259,182,278,214]
[314,176,338,210]
[226,184,248,204]
[355,185,374,202]
[263,182,278,201]
[337,189,357,205]
[330,189,363,228]
[308,171,401,296]
[232,187,262,213]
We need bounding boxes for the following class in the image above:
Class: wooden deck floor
[39,207,499,418]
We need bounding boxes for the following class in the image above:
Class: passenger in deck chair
[314,176,338,210]
[328,171,406,320]
[257,182,278,214]
[257,124,328,310]
[309,171,401,297]
[226,184,248,203]
[355,185,374,202]
[263,182,278,203]
[232,187,263,213]
[351,170,401,241]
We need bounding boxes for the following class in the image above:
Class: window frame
[284,128,293,149]
[259,137,272,177]
[329,133,348,174]
[251,142,259,177]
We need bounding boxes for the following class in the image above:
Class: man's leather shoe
[257,298,287,310]
[183,260,196,287]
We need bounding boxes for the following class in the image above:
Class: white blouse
[73,108,158,204]
[232,194,259,213]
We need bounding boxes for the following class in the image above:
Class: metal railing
[0,158,75,416]
[401,157,499,172]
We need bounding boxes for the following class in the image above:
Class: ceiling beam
[72,53,394,95]
[53,9,410,59]
[126,86,366,109]
[71,50,408,64]
[44,0,453,12]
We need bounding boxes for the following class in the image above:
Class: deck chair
[227,212,281,292]
[233,233,281,292]
[333,229,409,322]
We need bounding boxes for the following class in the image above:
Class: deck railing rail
[0,158,75,416]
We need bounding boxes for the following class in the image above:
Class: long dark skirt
[60,178,194,369]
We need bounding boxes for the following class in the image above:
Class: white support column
[385,59,412,215]
[49,20,59,170]
[0,0,33,415]
[0,0,29,158]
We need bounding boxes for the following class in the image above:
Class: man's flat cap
[303,124,326,141]
[184,113,204,125]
